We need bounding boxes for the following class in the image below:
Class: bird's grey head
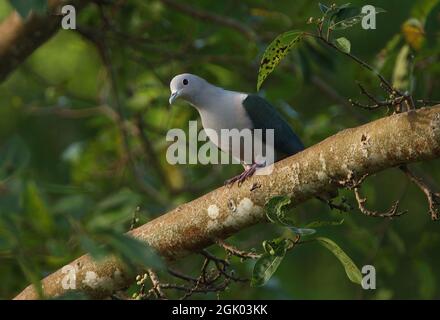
[169,73,208,106]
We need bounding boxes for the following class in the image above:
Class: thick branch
[0,0,87,82]
[14,106,440,299]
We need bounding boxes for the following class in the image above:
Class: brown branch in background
[159,0,256,40]
[0,0,88,81]
[147,269,167,299]
[353,188,406,218]
[216,239,261,260]
[14,106,440,299]
[338,173,406,219]
[400,165,440,220]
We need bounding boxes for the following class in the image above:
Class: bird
[169,73,305,185]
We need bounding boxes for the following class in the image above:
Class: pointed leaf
[251,253,285,287]
[316,237,362,285]
[257,30,303,90]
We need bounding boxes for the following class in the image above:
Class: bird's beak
[169,90,180,105]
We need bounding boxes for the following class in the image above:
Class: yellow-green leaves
[257,31,303,91]
[316,237,362,285]
[334,37,351,53]
[392,44,412,92]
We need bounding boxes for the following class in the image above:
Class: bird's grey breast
[197,92,253,158]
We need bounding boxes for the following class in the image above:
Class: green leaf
[265,195,292,223]
[265,195,316,235]
[262,237,290,256]
[251,253,285,287]
[304,219,344,229]
[9,0,48,18]
[316,237,362,285]
[334,37,351,53]
[257,30,303,91]
[327,5,385,30]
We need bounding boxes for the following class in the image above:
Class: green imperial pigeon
[169,73,304,185]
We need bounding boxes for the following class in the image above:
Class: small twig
[416,99,440,107]
[400,165,440,220]
[147,269,167,299]
[338,172,406,218]
[167,268,198,283]
[216,239,262,260]
[353,188,406,218]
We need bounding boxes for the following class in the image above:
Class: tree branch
[0,0,88,82]
[14,105,440,299]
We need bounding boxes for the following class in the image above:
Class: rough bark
[0,0,87,82]
[14,106,440,299]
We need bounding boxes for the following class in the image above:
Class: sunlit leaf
[334,37,351,53]
[402,18,425,50]
[257,30,303,90]
[392,44,412,92]
[316,237,362,285]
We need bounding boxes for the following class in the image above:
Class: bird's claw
[224,164,258,187]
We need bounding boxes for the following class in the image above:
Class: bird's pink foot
[225,163,261,187]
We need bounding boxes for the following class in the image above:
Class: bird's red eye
[183,79,188,85]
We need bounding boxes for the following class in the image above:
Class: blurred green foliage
[1,0,440,299]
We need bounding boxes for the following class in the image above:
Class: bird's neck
[190,84,226,110]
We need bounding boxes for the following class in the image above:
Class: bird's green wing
[242,94,304,160]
